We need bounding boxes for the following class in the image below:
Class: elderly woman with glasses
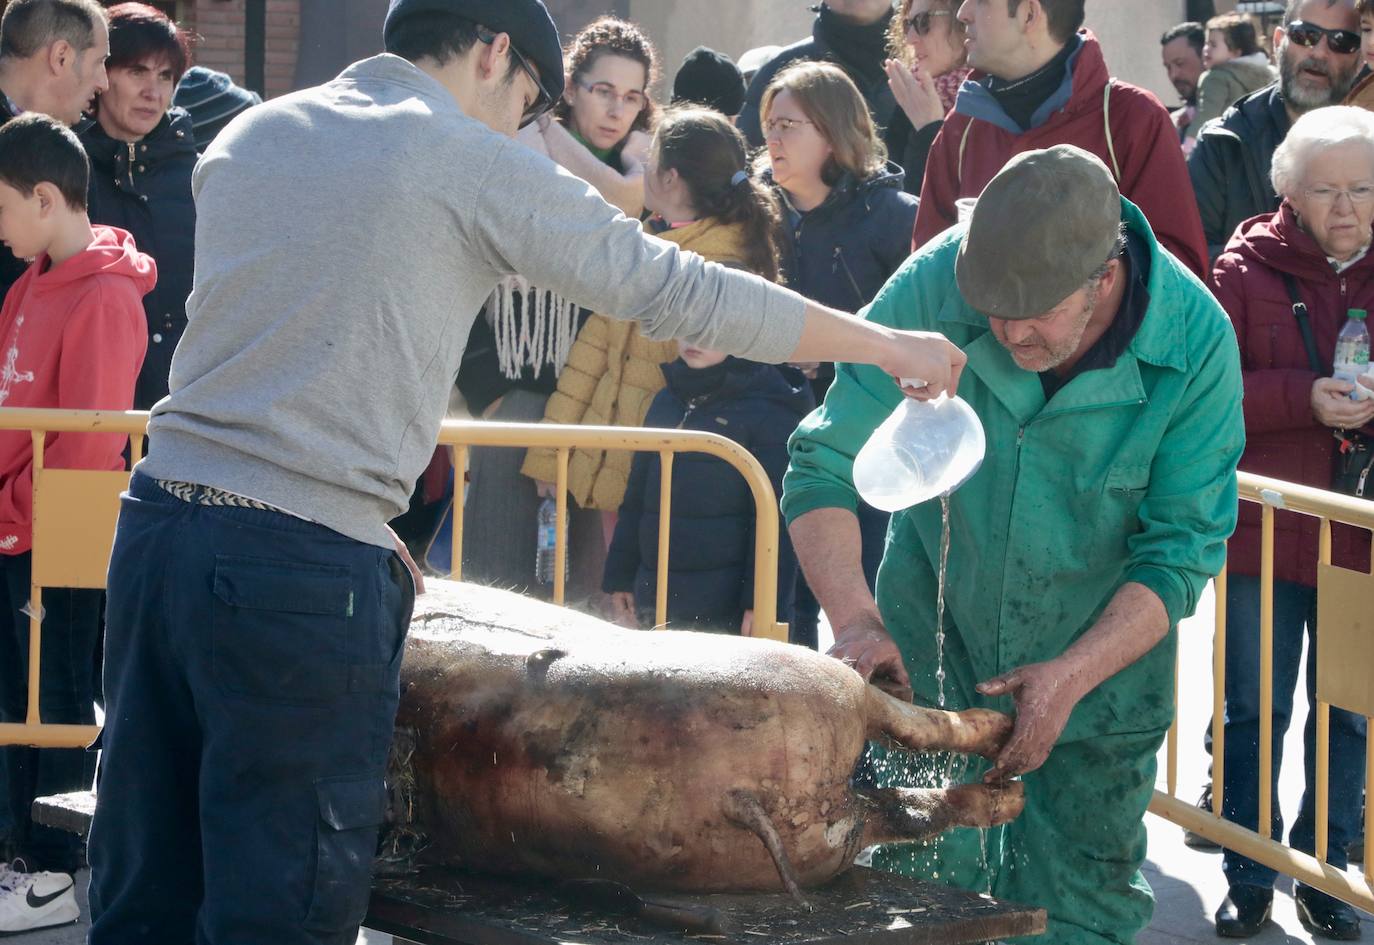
[883,0,970,194]
[1208,105,1374,941]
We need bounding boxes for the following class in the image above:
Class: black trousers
[0,552,100,872]
[88,473,414,945]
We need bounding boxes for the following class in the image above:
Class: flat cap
[955,145,1122,320]
[384,0,565,102]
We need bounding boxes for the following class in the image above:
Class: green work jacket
[783,198,1245,743]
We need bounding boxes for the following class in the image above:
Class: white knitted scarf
[488,274,580,380]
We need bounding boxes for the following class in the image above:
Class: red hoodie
[0,225,152,554]
[1212,203,1374,586]
[912,31,1209,280]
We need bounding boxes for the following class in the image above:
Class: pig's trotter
[863,686,1013,759]
[858,781,1025,847]
[721,789,812,910]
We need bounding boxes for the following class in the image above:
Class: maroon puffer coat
[1212,203,1374,586]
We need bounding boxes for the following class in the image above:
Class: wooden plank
[366,867,1046,945]
[37,791,1045,944]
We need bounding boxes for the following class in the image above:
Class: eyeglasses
[762,116,815,137]
[573,78,649,114]
[1303,184,1374,205]
[476,26,553,129]
[1285,20,1362,56]
[904,9,953,36]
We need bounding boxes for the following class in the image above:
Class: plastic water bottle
[535,497,559,585]
[1334,309,1372,402]
[853,388,987,512]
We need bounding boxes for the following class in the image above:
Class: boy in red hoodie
[0,113,150,935]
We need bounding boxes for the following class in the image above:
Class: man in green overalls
[784,145,1245,945]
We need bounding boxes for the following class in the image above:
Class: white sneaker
[0,866,79,934]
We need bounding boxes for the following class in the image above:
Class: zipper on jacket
[675,398,707,429]
[125,142,138,191]
[833,247,866,308]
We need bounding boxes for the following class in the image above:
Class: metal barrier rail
[0,409,786,751]
[1151,472,1374,912]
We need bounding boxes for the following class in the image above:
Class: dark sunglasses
[476,26,554,128]
[904,9,953,36]
[1286,20,1361,56]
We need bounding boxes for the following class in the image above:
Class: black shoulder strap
[1281,272,1328,375]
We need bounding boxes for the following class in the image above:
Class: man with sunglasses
[910,0,1210,281]
[1190,0,1362,262]
[83,0,972,942]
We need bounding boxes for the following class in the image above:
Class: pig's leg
[864,686,1012,759]
[721,789,812,910]
[858,782,1025,846]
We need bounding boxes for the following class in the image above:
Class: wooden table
[365,866,1046,945]
[34,792,1045,944]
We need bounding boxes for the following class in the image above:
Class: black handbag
[1281,273,1374,497]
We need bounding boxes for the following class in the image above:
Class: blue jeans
[88,474,415,945]
[1222,576,1367,888]
[0,552,100,873]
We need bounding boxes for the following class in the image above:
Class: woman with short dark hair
[79,1,197,408]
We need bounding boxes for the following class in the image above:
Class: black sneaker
[1351,832,1365,866]
[1296,885,1362,941]
[1185,784,1222,851]
[1215,885,1273,938]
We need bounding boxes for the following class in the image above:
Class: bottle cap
[1352,309,1368,320]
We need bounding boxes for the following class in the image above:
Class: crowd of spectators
[1,0,1374,941]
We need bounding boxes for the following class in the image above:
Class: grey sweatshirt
[139,54,809,547]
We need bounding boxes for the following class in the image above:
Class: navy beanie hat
[671,46,746,117]
[383,0,565,101]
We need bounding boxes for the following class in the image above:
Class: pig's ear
[863,687,1013,761]
[721,789,811,910]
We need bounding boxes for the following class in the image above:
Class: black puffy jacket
[1188,83,1290,263]
[738,4,896,149]
[775,162,918,315]
[80,108,197,409]
[603,358,814,633]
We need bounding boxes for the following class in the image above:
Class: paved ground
[17,583,1370,944]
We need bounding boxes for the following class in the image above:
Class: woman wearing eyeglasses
[757,60,918,650]
[1209,105,1374,941]
[455,17,660,600]
[528,16,658,219]
[882,0,970,195]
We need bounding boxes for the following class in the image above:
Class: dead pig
[391,581,1023,900]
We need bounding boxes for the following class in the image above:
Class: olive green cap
[955,145,1123,320]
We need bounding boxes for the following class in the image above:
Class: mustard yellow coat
[521,219,751,510]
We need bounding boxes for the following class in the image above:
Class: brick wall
[180,0,301,100]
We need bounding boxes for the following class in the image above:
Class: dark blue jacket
[603,358,814,633]
[80,108,197,409]
[1187,83,1289,263]
[739,4,896,149]
[775,162,918,315]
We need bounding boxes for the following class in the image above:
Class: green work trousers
[866,717,1167,945]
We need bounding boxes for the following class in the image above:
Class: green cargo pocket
[304,775,387,933]
[211,555,352,704]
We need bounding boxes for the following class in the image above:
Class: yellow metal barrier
[0,408,787,751]
[1152,472,1374,913]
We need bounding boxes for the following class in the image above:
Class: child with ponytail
[523,106,813,634]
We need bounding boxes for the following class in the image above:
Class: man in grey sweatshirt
[86,2,967,942]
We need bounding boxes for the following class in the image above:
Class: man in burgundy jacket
[913,0,1209,280]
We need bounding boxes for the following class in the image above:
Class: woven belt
[154,479,312,520]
